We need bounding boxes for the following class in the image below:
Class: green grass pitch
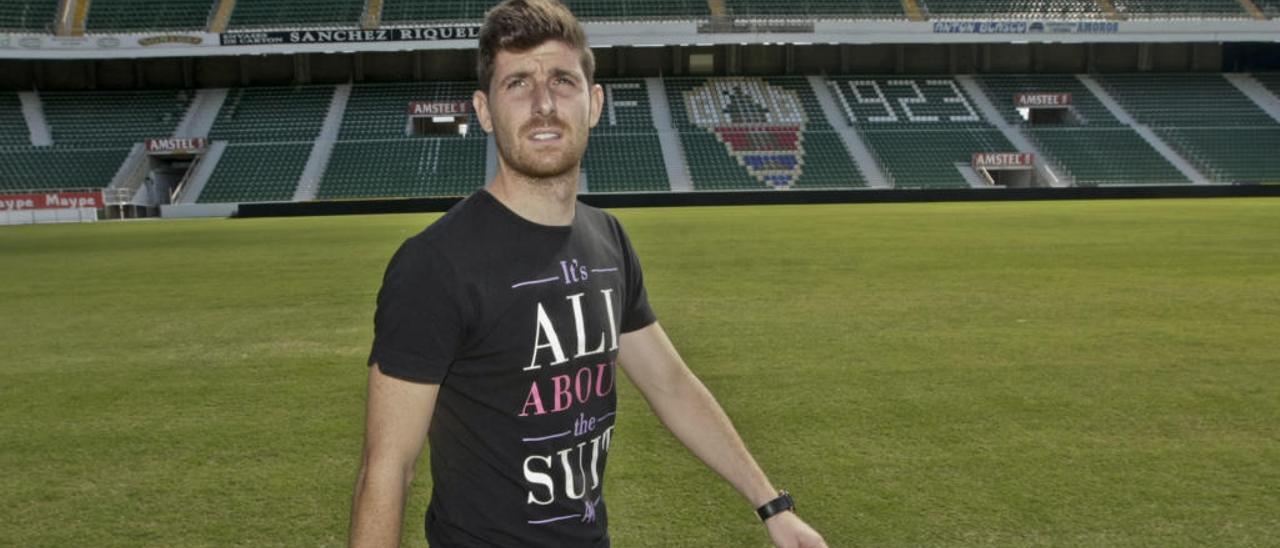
[2,198,1278,547]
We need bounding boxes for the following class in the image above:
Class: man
[349,1,827,546]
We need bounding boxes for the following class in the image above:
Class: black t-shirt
[367,189,656,547]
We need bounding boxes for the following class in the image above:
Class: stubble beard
[495,115,587,182]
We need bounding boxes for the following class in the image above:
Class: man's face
[474,40,603,180]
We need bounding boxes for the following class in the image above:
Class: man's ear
[473,90,493,134]
[588,83,604,129]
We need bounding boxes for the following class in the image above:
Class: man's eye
[507,79,525,89]
[554,77,574,86]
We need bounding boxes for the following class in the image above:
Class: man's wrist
[755,490,795,522]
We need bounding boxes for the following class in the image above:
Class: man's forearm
[640,366,779,507]
[349,463,411,548]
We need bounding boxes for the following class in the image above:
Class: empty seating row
[1254,72,1280,98]
[1,93,31,146]
[384,0,707,22]
[209,86,334,143]
[921,0,1104,18]
[1097,73,1279,183]
[1112,0,1249,17]
[0,146,129,191]
[862,128,1016,188]
[227,0,365,29]
[1159,127,1280,183]
[40,90,193,146]
[196,86,335,202]
[1097,74,1275,127]
[728,0,903,18]
[582,134,670,193]
[86,0,212,32]
[562,0,708,19]
[316,138,486,199]
[1028,128,1187,185]
[197,143,311,203]
[0,0,56,32]
[1257,0,1280,17]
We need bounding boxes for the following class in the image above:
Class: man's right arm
[349,363,439,548]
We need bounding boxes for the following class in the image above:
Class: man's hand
[765,512,828,548]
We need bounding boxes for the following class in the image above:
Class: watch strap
[756,490,795,522]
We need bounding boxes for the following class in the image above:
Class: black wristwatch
[756,490,795,522]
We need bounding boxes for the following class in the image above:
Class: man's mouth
[528,128,564,142]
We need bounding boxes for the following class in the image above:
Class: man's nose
[531,80,556,117]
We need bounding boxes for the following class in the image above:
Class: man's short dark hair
[476,0,595,93]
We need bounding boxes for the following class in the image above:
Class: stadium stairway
[1224,73,1280,123]
[1076,74,1211,184]
[104,143,152,203]
[954,75,1071,187]
[645,77,694,192]
[293,83,350,201]
[175,88,229,139]
[807,75,890,188]
[17,92,51,146]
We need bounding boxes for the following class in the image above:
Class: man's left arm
[617,321,828,548]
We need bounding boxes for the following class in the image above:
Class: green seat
[0,0,57,31]
[227,0,363,29]
[86,0,213,32]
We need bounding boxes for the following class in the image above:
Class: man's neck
[485,165,579,226]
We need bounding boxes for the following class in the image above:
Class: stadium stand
[977,74,1188,185]
[319,139,486,198]
[920,0,1104,18]
[667,77,865,190]
[1027,129,1189,185]
[865,128,1016,188]
[0,0,57,32]
[1098,74,1274,127]
[563,0,709,19]
[317,81,485,199]
[0,92,30,146]
[1256,0,1280,17]
[1158,127,1280,183]
[1111,0,1249,17]
[726,0,903,18]
[1,90,166,193]
[198,86,334,203]
[582,79,669,193]
[379,0,482,24]
[1097,73,1280,183]
[381,0,707,22]
[86,0,213,32]
[227,0,365,29]
[198,143,313,203]
[828,76,1007,188]
[1254,72,1280,98]
[41,89,193,146]
[208,86,333,142]
[0,147,130,192]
